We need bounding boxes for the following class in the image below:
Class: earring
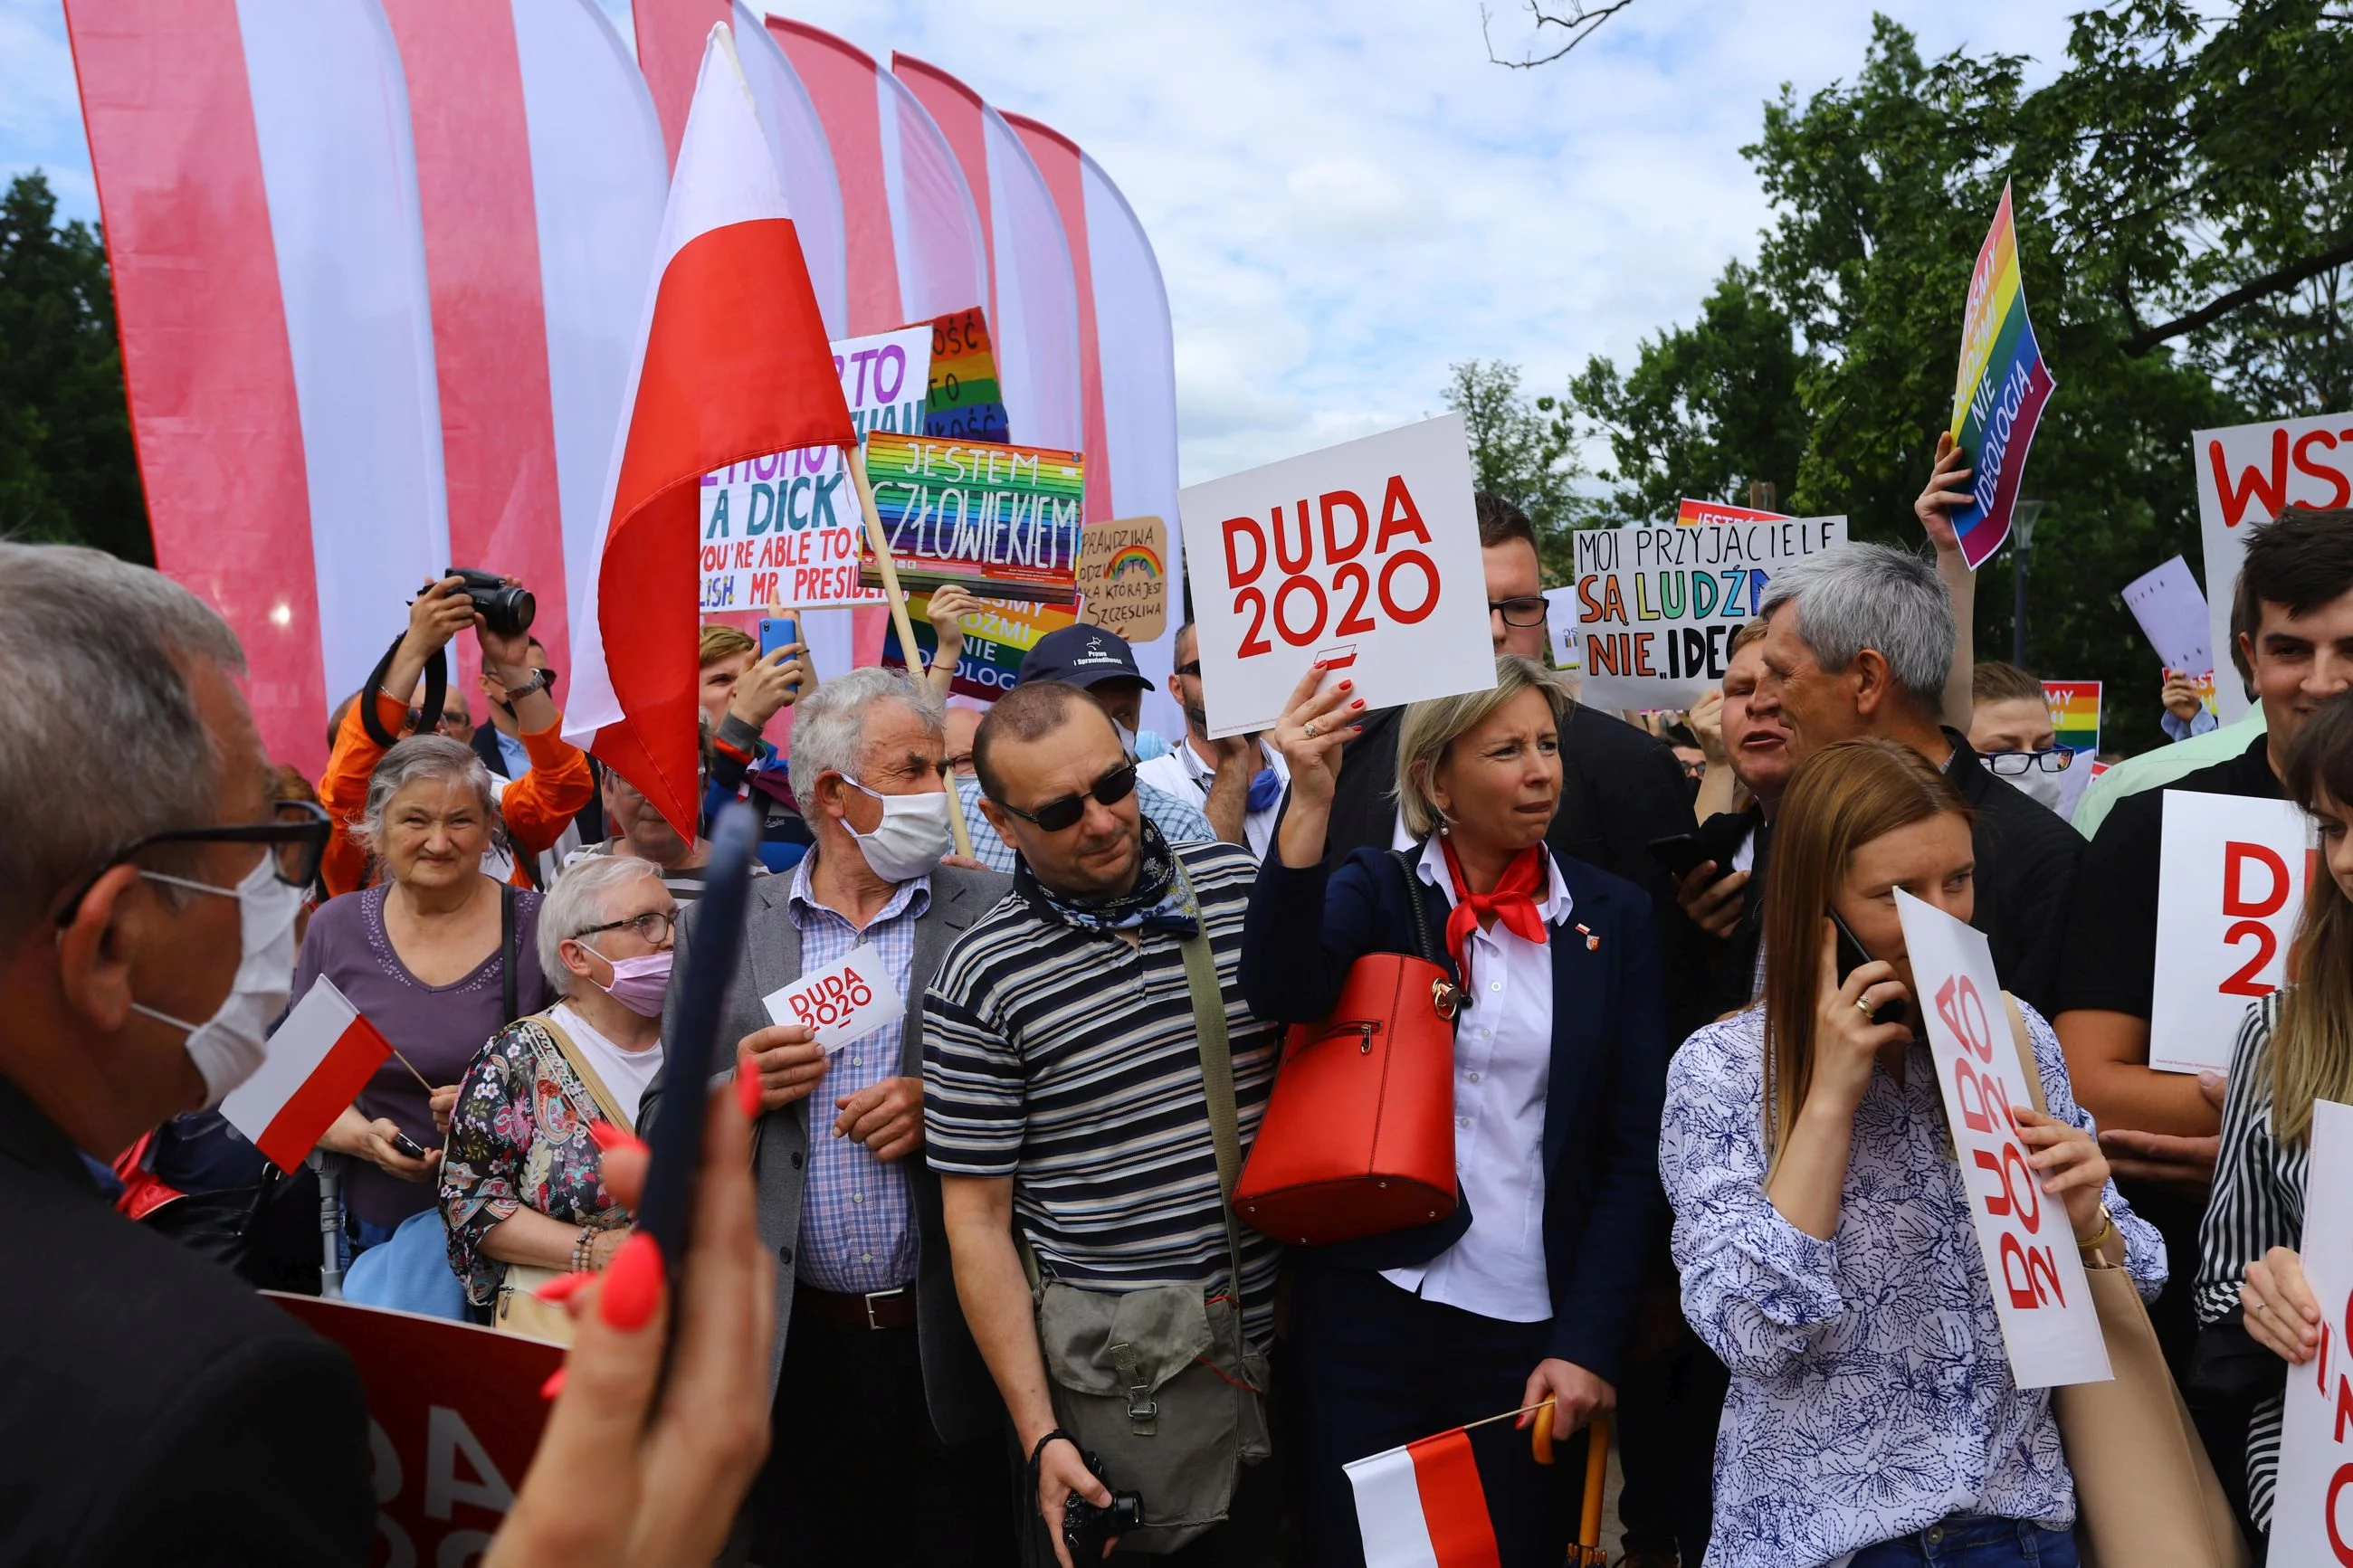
[1436,820,1450,838]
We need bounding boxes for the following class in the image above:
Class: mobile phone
[1828,908,1909,1027]
[757,615,800,662]
[388,1129,431,1159]
[1647,833,1710,879]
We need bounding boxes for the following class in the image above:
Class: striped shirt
[953,772,1217,876]
[922,840,1281,1345]
[2196,990,2310,1531]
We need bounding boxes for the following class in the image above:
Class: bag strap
[1388,847,1442,966]
[1170,859,1250,1304]
[500,883,519,1025]
[531,1011,636,1136]
[2000,992,2051,1117]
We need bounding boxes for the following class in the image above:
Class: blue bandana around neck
[1243,766,1282,814]
[1016,816,1198,937]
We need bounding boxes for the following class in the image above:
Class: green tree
[0,170,151,562]
[1442,357,1586,582]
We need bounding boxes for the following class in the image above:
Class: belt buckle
[862,1286,907,1330]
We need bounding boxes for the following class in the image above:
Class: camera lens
[487,584,536,637]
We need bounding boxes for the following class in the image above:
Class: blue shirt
[493,726,531,778]
[786,850,928,1294]
[2161,704,2220,742]
[953,772,1215,875]
[1660,1002,2165,1567]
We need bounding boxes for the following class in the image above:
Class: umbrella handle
[1578,1411,1610,1548]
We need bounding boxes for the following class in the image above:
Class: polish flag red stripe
[254,1017,395,1177]
[1406,1431,1503,1568]
[222,977,393,1175]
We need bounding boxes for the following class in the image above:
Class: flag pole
[851,443,977,861]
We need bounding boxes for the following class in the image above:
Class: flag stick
[851,443,977,861]
[389,1047,437,1096]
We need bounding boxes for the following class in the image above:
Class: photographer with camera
[319,574,592,898]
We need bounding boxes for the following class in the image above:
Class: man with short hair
[575,767,736,904]
[1967,660,2057,753]
[1138,621,1288,857]
[929,680,1282,1562]
[651,666,1011,1567]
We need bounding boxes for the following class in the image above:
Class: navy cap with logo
[1016,625,1156,691]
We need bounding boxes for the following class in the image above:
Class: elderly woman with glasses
[441,854,675,1316]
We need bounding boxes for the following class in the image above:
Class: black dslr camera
[446,567,535,638]
[1062,1450,1145,1561]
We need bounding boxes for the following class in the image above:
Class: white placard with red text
[761,945,905,1054]
[1895,889,2112,1389]
[2269,1097,2353,1566]
[2193,411,2353,720]
[1177,414,1494,738]
[2151,791,2315,1075]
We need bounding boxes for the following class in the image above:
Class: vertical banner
[2192,411,2353,721]
[1947,182,2056,571]
[2151,792,2315,1075]
[2270,1097,2353,1567]
[1894,889,2111,1389]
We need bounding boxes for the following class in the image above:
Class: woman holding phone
[1661,737,2162,1568]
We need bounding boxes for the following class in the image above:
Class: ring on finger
[1855,996,1875,1015]
[1304,720,1319,738]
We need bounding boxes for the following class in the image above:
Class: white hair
[786,666,944,805]
[537,853,663,998]
[1758,542,1955,714]
[354,735,507,859]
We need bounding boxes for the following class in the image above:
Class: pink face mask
[592,950,672,1017]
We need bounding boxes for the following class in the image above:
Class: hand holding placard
[2265,1098,2353,1565]
[760,946,906,1055]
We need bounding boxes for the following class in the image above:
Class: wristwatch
[500,668,548,701]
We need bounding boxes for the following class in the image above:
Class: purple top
[284,881,551,1226]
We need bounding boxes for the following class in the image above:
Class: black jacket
[0,1075,372,1567]
[1941,728,2083,1021]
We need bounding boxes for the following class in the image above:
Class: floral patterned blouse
[439,1013,630,1306]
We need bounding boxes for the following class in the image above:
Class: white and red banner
[1895,889,2111,1389]
[2152,791,2317,1076]
[1344,1427,1501,1568]
[562,21,853,837]
[761,945,907,1055]
[2194,411,2353,720]
[2269,1096,2353,1567]
[224,977,392,1174]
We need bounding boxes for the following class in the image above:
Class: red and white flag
[222,978,393,1175]
[563,21,854,836]
[1345,1427,1503,1568]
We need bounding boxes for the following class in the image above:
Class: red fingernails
[736,1063,764,1119]
[539,1365,567,1401]
[533,1269,595,1304]
[1351,699,1366,709]
[598,1232,665,1332]
[1338,679,1352,690]
[586,1119,643,1155]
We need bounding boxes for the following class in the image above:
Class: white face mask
[1115,722,1139,758]
[127,852,303,1108]
[2012,762,2069,813]
[840,776,955,882]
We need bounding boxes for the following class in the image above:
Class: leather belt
[794,1281,916,1331]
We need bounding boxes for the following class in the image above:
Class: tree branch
[1481,0,1638,68]
[2122,232,2353,355]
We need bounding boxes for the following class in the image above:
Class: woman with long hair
[1661,737,2163,1568]
[2196,689,2353,1546]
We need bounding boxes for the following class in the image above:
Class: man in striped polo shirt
[927,679,1283,1563]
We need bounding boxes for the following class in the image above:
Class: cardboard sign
[2269,1097,2353,1567]
[859,432,1085,605]
[1948,182,2056,571]
[761,945,907,1054]
[2151,790,2315,1075]
[1894,889,2112,1389]
[698,324,930,613]
[2043,679,2101,754]
[880,590,1076,702]
[1074,516,1170,641]
[1571,515,1847,709]
[1177,414,1493,739]
[1543,585,1581,672]
[1676,497,1791,528]
[921,306,1010,445]
[267,1293,560,1566]
[2193,410,2353,719]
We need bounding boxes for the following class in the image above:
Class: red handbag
[1235,851,1462,1246]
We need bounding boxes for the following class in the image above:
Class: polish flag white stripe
[222,977,394,1175]
[1345,1443,1443,1568]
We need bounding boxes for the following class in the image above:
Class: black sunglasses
[1172,661,1203,677]
[1488,595,1548,628]
[998,761,1138,832]
[52,799,332,927]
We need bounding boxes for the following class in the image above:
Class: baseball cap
[1017,625,1156,691]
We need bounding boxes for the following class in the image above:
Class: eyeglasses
[1488,595,1548,629]
[1172,661,1203,677]
[52,799,333,927]
[997,761,1138,832]
[1982,747,2077,775]
[574,908,677,946]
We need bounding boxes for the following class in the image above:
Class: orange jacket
[318,690,595,897]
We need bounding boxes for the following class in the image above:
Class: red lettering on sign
[1234,588,1272,658]
[1273,501,1313,575]
[2328,1462,2353,1565]
[2211,431,2289,531]
[2225,841,2291,917]
[1332,563,1377,634]
[1373,474,1432,553]
[1973,1142,2043,1232]
[1377,550,1440,624]
[1998,1232,2067,1309]
[2295,430,2353,511]
[2221,919,2281,998]
[1319,490,1369,563]
[1952,1057,1998,1135]
[1273,575,1328,646]
[1222,517,1265,587]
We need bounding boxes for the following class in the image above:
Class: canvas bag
[1027,867,1271,1554]
[492,1012,635,1346]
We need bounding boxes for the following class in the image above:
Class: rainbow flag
[921,306,1010,445]
[1948,183,2056,571]
[859,432,1087,604]
[880,589,1074,702]
[2043,679,2101,754]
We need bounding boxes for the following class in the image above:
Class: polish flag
[1344,1428,1502,1568]
[223,978,393,1175]
[563,21,854,837]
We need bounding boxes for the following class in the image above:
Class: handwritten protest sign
[1543,585,1581,672]
[1177,414,1491,739]
[1895,889,2111,1388]
[698,324,930,613]
[922,306,1010,445]
[763,945,907,1054]
[1676,497,1790,528]
[2269,1096,2353,1567]
[2151,791,2315,1075]
[1948,183,2056,571]
[1572,515,1847,709]
[2193,410,2353,719]
[2122,554,2218,720]
[268,1294,560,1566]
[2043,680,2101,754]
[859,432,1085,605]
[1074,517,1169,641]
[881,589,1075,701]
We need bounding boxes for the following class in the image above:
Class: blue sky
[4,0,2077,483]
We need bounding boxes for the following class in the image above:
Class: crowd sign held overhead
[2194,409,2353,721]
[860,432,1086,605]
[923,306,1011,444]
[1947,183,2056,572]
[1073,516,1170,641]
[2269,1098,2353,1568]
[2152,791,2317,1076]
[2043,680,2101,754]
[2122,555,2219,722]
[1177,413,1492,739]
[881,590,1075,701]
[1676,497,1790,528]
[1895,890,2112,1390]
[1572,514,1846,709]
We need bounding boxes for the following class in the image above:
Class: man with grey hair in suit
[651,665,1013,1567]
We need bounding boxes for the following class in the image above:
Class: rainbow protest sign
[921,306,1010,445]
[1948,182,2056,571]
[860,432,1087,604]
[880,589,1075,701]
[2043,679,2101,754]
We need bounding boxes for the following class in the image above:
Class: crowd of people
[7,464,2352,1567]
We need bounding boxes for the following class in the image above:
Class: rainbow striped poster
[2043,679,2101,754]
[921,307,1010,445]
[1948,183,2056,571]
[860,432,1086,604]
[880,590,1075,702]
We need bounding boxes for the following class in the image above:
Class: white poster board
[760,946,907,1055]
[2121,554,2218,721]
[1571,515,1847,709]
[2192,412,2353,720]
[1177,414,1493,738]
[1895,889,2112,1388]
[2151,791,2314,1075]
[1543,585,1581,672]
[2269,1097,2353,1567]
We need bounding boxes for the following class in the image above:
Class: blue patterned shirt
[786,850,929,1294]
[1660,1002,2166,1568]
[953,772,1215,874]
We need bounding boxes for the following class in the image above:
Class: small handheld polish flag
[220,977,393,1174]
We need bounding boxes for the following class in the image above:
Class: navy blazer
[1239,844,1667,1382]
